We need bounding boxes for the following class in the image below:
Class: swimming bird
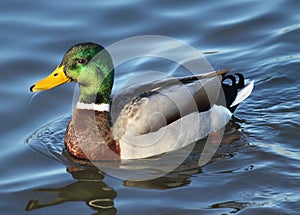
[30,42,254,160]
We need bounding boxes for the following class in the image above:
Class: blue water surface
[0,0,300,214]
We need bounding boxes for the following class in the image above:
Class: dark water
[1,0,300,214]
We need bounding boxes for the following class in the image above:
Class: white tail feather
[230,80,254,107]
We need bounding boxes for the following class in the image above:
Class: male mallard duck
[30,42,254,160]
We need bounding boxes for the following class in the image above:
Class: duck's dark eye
[53,73,58,76]
[77,59,87,64]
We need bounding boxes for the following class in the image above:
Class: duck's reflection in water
[26,120,245,214]
[26,165,117,214]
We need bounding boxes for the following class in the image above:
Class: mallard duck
[30,42,254,160]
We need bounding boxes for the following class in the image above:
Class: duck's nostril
[30,85,35,92]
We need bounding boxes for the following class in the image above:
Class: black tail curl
[220,73,245,113]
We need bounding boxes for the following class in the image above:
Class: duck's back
[113,76,232,159]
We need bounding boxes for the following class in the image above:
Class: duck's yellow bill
[30,66,71,92]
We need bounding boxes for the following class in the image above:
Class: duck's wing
[112,69,255,159]
[112,71,234,159]
[113,71,224,136]
[110,69,230,122]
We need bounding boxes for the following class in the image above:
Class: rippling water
[1,0,300,214]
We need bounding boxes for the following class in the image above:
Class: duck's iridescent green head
[30,42,115,104]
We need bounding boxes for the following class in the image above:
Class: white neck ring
[76,102,110,112]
